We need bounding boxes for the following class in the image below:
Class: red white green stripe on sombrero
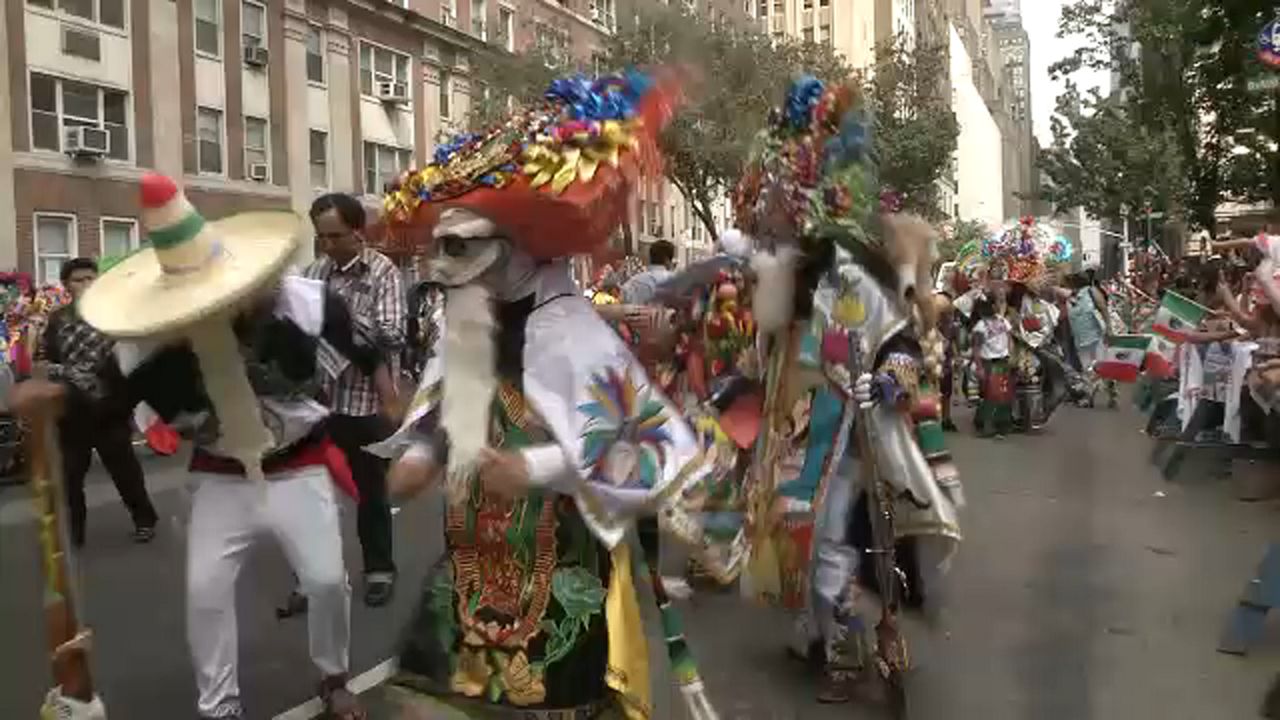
[139,173,220,275]
[1095,334,1151,383]
[1151,291,1208,342]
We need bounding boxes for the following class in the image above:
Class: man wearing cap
[29,173,377,720]
[306,192,405,607]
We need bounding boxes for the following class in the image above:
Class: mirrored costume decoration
[368,68,727,719]
[730,76,964,709]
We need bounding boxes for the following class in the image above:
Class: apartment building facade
[0,0,731,282]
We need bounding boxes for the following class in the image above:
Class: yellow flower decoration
[520,119,642,195]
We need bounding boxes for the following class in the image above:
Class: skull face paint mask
[428,208,508,288]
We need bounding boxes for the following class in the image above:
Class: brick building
[0,0,730,281]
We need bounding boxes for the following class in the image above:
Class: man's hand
[477,448,531,499]
[853,372,876,409]
[8,380,65,418]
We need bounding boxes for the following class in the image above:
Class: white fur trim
[717,228,752,258]
[751,248,797,334]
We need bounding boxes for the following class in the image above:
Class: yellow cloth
[605,542,651,720]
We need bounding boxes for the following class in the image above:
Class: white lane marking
[272,656,398,720]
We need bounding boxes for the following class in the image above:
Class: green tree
[869,37,960,219]
[468,5,851,240]
[938,218,990,262]
[1049,0,1280,232]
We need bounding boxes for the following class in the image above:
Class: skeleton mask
[427,208,540,301]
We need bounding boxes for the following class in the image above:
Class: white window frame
[471,0,487,40]
[194,0,222,59]
[241,0,266,50]
[309,128,329,190]
[497,4,514,52]
[28,72,132,162]
[362,141,412,195]
[196,106,225,175]
[305,24,326,85]
[243,115,270,180]
[33,212,77,286]
[99,216,140,257]
[358,40,411,99]
[26,0,127,32]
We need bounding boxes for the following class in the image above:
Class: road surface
[0,404,1276,719]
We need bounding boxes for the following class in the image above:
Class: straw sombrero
[80,173,301,338]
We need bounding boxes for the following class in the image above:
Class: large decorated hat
[956,215,1073,287]
[80,173,301,337]
[378,68,683,259]
[732,75,880,254]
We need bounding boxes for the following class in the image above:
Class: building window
[100,217,139,257]
[244,116,268,176]
[29,73,130,161]
[472,0,486,39]
[34,214,75,286]
[310,129,328,189]
[497,6,514,52]
[195,0,221,57]
[819,23,830,45]
[306,26,325,83]
[534,22,569,66]
[439,71,451,119]
[28,0,126,29]
[196,106,223,174]
[358,42,410,97]
[589,0,615,29]
[241,0,265,49]
[363,142,412,195]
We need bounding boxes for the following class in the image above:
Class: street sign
[1260,15,1280,69]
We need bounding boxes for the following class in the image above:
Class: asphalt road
[1,404,1278,719]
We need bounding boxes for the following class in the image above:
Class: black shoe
[133,525,157,544]
[941,419,958,432]
[364,574,396,607]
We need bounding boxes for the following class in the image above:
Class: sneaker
[41,689,107,720]
[132,525,156,544]
[198,699,245,719]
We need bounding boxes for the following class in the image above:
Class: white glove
[853,372,876,409]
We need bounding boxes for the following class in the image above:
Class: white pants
[187,467,351,716]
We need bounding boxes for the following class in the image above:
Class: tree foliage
[869,37,960,219]
[468,8,957,239]
[1046,0,1280,232]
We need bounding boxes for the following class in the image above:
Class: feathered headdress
[377,67,684,260]
[732,75,879,255]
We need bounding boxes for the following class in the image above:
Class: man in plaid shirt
[307,194,406,606]
[37,257,158,546]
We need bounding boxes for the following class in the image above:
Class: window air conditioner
[376,80,409,104]
[64,126,110,158]
[248,162,270,181]
[243,44,270,67]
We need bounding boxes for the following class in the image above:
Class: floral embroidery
[578,366,671,489]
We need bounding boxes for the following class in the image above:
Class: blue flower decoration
[433,133,476,165]
[784,75,824,131]
[545,72,644,122]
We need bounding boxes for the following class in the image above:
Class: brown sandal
[319,675,366,720]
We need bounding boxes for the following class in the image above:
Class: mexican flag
[1151,292,1208,342]
[1144,334,1178,380]
[1096,335,1152,383]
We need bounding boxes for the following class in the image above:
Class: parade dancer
[74,174,374,720]
[364,68,722,720]
[733,77,963,706]
[1010,283,1062,432]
